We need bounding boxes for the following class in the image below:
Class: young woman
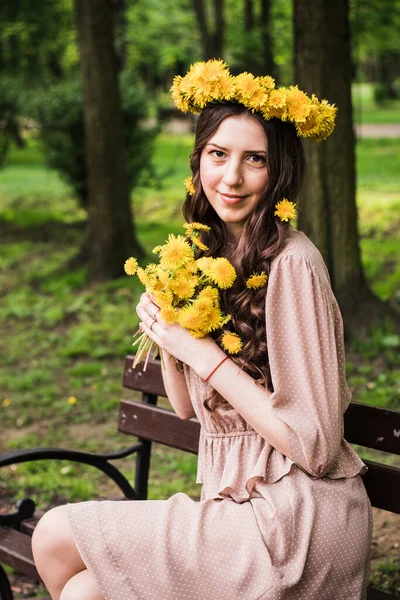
[32,61,372,600]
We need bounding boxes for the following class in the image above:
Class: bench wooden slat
[362,460,400,514]
[345,403,400,455]
[119,399,200,453]
[19,515,42,537]
[367,587,395,600]
[0,528,38,580]
[123,357,167,398]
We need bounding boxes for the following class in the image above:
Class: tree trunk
[294,0,381,332]
[75,0,143,281]
[245,0,255,33]
[260,0,275,79]
[192,0,225,60]
[192,0,212,59]
[212,0,225,58]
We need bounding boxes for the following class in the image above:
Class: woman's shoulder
[271,228,331,284]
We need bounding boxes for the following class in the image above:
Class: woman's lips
[219,192,247,205]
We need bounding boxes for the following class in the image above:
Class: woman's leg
[32,505,86,600]
[60,569,104,600]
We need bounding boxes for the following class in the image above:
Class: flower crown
[171,59,337,142]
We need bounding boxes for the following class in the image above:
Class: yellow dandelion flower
[177,305,207,331]
[169,277,197,300]
[202,58,230,80]
[192,295,214,315]
[197,256,214,276]
[190,236,209,251]
[136,267,151,287]
[274,199,297,222]
[145,263,158,273]
[160,234,194,270]
[159,306,178,325]
[2,398,11,407]
[286,86,311,123]
[68,396,78,405]
[152,245,163,255]
[184,176,195,196]
[170,76,192,113]
[183,261,200,274]
[183,222,211,234]
[221,331,243,354]
[217,73,236,100]
[208,258,237,289]
[198,285,220,305]
[262,88,288,120]
[152,290,174,309]
[295,98,337,141]
[147,278,164,293]
[246,272,269,289]
[259,75,275,91]
[203,306,224,332]
[220,313,232,326]
[187,60,235,107]
[156,268,170,287]
[124,257,138,276]
[234,73,265,111]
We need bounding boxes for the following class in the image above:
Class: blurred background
[0,0,399,596]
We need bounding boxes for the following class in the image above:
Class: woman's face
[200,114,269,241]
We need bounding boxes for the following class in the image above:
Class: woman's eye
[211,150,226,158]
[248,154,266,164]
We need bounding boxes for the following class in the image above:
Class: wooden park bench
[0,354,399,600]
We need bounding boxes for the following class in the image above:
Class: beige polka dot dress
[67,229,373,599]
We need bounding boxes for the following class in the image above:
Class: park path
[355,123,400,138]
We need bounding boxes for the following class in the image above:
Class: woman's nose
[222,159,243,187]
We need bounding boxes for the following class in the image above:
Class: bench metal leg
[0,564,13,600]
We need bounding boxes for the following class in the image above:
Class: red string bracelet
[204,356,229,383]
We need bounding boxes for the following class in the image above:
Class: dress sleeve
[265,253,344,478]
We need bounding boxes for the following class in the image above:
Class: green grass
[0,131,399,598]
[353,82,400,124]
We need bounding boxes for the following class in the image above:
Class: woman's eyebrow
[207,142,267,154]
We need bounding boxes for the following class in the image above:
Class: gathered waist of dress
[201,429,260,439]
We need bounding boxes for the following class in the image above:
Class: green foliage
[0,0,76,80]
[352,83,400,124]
[351,0,400,57]
[350,0,400,102]
[356,138,400,303]
[368,558,400,596]
[126,0,201,85]
[0,75,26,167]
[126,0,293,90]
[29,73,158,208]
[226,0,293,84]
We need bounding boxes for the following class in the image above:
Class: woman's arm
[161,349,196,420]
[138,292,290,454]
[192,345,291,458]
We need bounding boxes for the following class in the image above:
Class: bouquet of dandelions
[124,222,251,371]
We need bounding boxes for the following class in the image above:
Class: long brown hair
[183,104,305,409]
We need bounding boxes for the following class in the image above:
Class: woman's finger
[141,293,161,318]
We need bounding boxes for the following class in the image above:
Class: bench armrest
[0,445,142,501]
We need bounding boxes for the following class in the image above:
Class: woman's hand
[136,293,217,369]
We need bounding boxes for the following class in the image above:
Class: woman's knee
[32,505,84,572]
